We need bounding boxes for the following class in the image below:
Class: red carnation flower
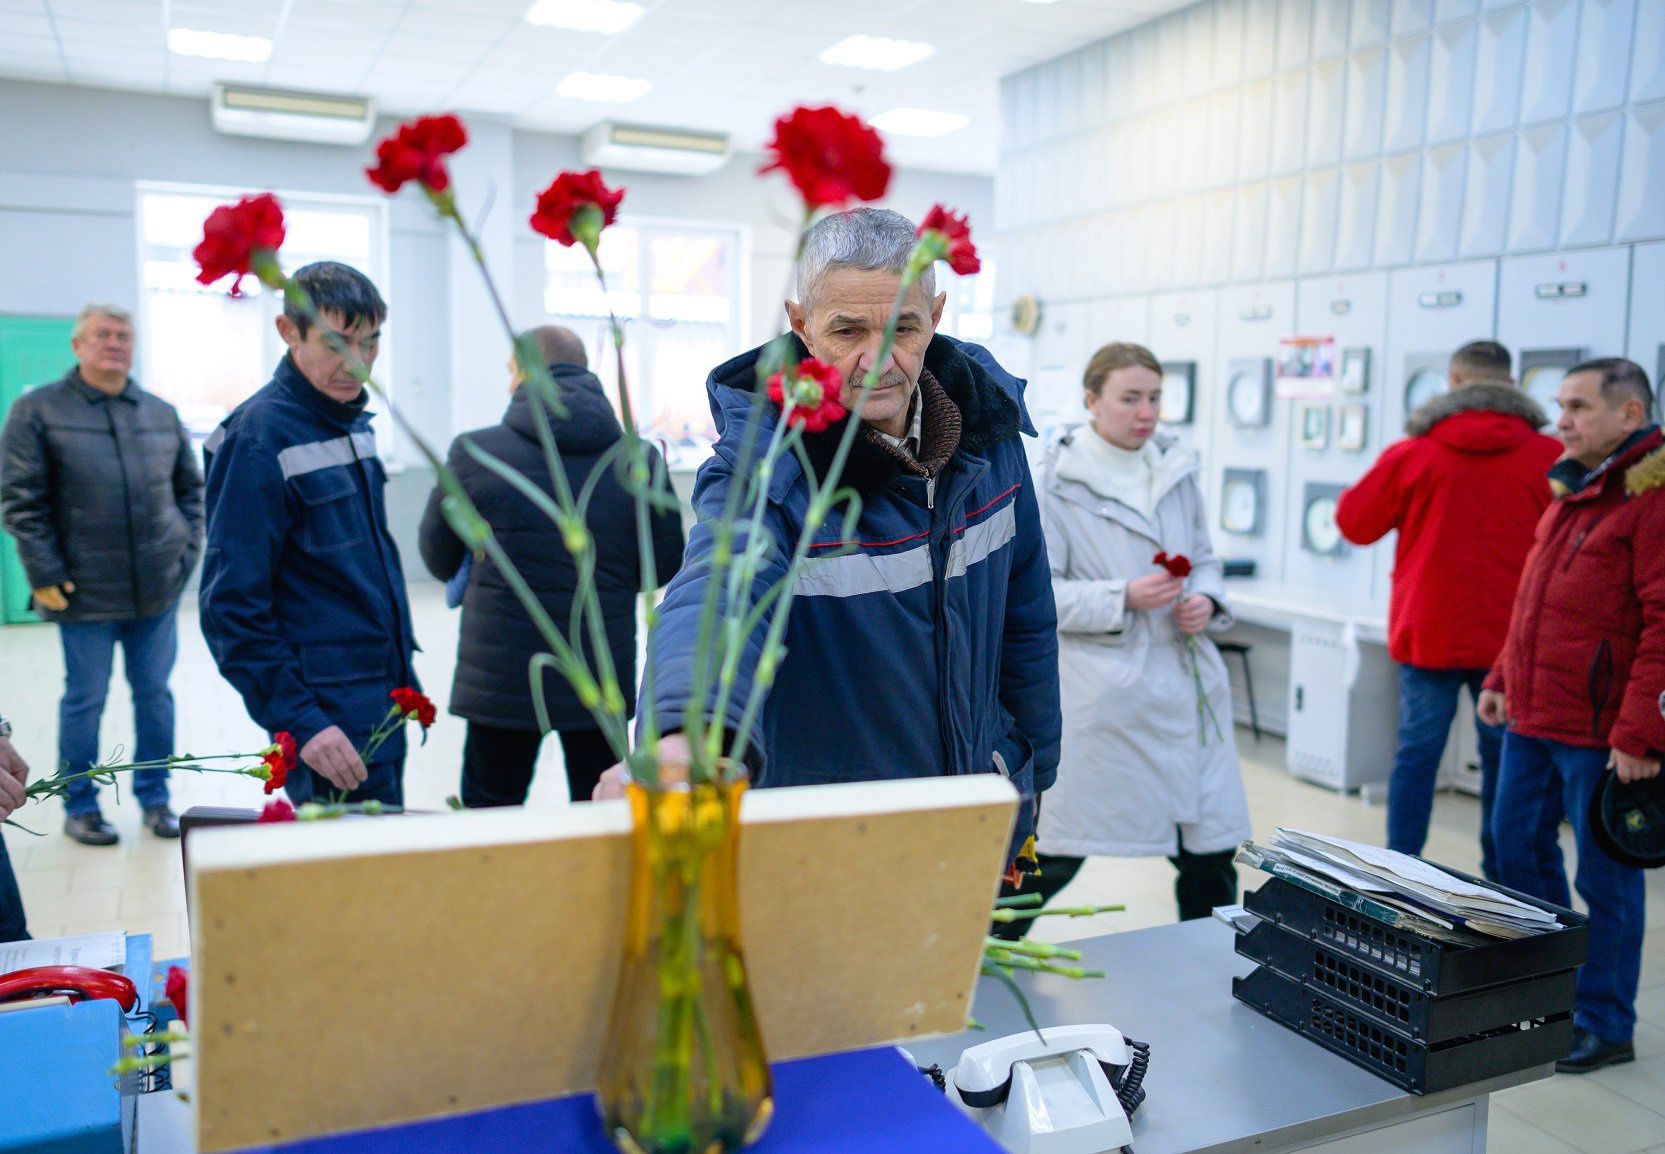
[193,193,286,297]
[366,114,468,195]
[258,798,297,823]
[164,966,189,1027]
[916,204,981,276]
[766,358,847,434]
[530,169,624,251]
[1154,551,1193,578]
[391,686,437,729]
[759,106,891,210]
[260,731,297,795]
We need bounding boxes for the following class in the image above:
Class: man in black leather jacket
[0,305,203,845]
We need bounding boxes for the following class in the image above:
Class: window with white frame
[137,185,391,455]
[936,258,997,344]
[543,219,745,470]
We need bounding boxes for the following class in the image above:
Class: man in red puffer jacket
[1480,357,1664,1075]
[1338,341,1560,879]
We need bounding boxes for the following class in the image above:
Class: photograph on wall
[1275,335,1338,399]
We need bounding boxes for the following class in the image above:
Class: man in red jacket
[1338,341,1559,879]
[1480,357,1663,1074]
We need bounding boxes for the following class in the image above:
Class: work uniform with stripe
[649,334,1061,860]
[199,354,418,805]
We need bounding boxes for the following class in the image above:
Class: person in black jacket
[419,326,685,805]
[0,305,203,845]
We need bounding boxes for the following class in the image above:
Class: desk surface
[1225,580,1388,640]
[906,918,1549,1154]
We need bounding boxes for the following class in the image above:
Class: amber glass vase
[594,768,773,1154]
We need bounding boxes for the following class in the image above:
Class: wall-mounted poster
[1276,335,1338,399]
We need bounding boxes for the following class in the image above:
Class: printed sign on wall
[1275,335,1338,399]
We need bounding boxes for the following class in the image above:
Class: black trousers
[992,833,1239,940]
[460,723,616,806]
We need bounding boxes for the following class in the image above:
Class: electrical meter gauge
[1404,367,1445,414]
[1226,358,1273,428]
[1518,348,1585,428]
[1159,361,1196,425]
[1301,483,1347,557]
[1219,469,1266,536]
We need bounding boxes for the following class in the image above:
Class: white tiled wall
[997,0,1665,302]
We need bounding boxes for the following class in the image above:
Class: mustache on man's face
[842,369,910,392]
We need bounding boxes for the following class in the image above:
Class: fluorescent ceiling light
[869,107,970,137]
[818,35,935,72]
[556,72,652,103]
[169,28,273,63]
[524,0,643,34]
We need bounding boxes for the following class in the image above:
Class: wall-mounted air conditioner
[211,84,376,146]
[580,122,731,175]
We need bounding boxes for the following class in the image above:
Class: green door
[0,316,75,624]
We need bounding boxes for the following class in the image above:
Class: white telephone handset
[948,1023,1150,1154]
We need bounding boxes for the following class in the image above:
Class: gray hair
[73,304,133,341]
[795,208,935,310]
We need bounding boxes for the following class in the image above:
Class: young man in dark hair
[199,262,421,805]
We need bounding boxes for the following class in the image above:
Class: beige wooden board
[186,775,1017,1152]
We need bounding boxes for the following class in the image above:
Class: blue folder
[239,1045,1002,1153]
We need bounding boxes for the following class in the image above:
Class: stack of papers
[1237,829,1563,941]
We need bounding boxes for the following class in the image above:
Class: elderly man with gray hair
[0,304,203,845]
[597,207,1061,880]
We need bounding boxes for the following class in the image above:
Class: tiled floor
[3,585,1662,1152]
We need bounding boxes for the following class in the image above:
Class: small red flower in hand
[260,731,296,795]
[1154,551,1193,578]
[767,358,847,433]
[760,106,891,210]
[391,687,437,729]
[258,798,297,823]
[193,193,286,296]
[530,169,624,251]
[916,205,981,276]
[366,114,468,195]
[164,966,189,1027]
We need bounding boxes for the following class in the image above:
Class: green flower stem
[995,892,1046,909]
[988,902,1126,922]
[1184,635,1225,745]
[985,938,1084,961]
[983,953,1105,980]
[25,757,267,801]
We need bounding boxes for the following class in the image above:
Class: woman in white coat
[1032,341,1252,922]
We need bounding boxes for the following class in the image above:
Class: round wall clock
[1221,473,1263,535]
[1404,368,1445,413]
[1228,368,1269,427]
[1302,491,1345,556]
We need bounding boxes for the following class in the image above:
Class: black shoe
[1556,1026,1635,1073]
[64,813,120,846]
[143,806,181,839]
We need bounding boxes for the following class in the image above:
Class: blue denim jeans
[0,831,27,942]
[1491,731,1644,1044]
[57,611,177,817]
[1387,666,1504,879]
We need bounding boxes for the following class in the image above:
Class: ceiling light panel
[818,35,935,72]
[869,107,971,137]
[525,0,644,34]
[169,28,274,63]
[556,71,652,102]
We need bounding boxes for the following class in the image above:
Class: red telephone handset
[0,965,139,1012]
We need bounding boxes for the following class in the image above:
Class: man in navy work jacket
[597,208,1061,869]
[199,262,419,805]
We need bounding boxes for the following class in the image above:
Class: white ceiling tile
[0,34,59,59]
[377,33,495,62]
[393,8,512,42]
[47,0,159,24]
[172,0,261,17]
[50,15,162,45]
[286,0,405,33]
[63,43,164,66]
[0,58,66,82]
[364,56,473,86]
[0,0,48,12]
[0,9,51,33]
[410,0,525,12]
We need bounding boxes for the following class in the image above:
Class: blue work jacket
[199,356,417,759]
[649,334,1060,851]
